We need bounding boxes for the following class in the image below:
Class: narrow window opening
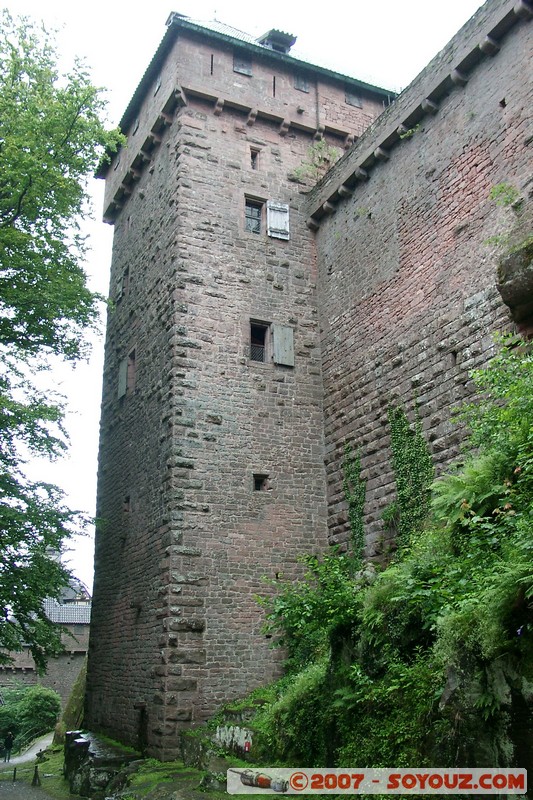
[245,198,263,234]
[116,266,130,302]
[272,76,276,97]
[450,350,458,367]
[499,97,506,108]
[250,148,259,170]
[250,322,269,362]
[253,473,269,491]
[127,349,136,392]
[118,349,136,399]
[210,54,214,75]
[123,495,131,513]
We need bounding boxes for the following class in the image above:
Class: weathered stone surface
[86,0,533,761]
[497,240,533,322]
[307,0,532,559]
[88,12,372,753]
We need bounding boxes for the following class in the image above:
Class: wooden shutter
[233,53,252,76]
[267,201,290,240]
[118,357,128,398]
[272,324,294,367]
[115,274,124,302]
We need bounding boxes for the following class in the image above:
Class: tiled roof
[43,599,91,624]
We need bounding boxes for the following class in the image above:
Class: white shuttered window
[272,324,294,367]
[267,201,290,240]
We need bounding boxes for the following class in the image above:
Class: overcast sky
[9,0,485,589]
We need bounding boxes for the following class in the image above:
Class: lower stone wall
[0,624,89,706]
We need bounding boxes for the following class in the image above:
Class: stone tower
[85,14,392,759]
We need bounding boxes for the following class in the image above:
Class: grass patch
[128,758,229,799]
[0,747,70,799]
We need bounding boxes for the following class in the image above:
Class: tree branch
[0,176,32,228]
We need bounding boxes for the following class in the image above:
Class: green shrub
[388,405,434,548]
[0,683,61,751]
[335,654,439,767]
[254,337,533,769]
[254,660,331,765]
[258,551,363,673]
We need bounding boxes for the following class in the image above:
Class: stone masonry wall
[87,0,532,759]
[156,104,329,757]
[0,623,88,706]
[308,0,533,557]
[102,25,387,221]
[87,18,385,754]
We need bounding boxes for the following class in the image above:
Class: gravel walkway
[8,733,55,766]
[0,779,55,798]
[0,733,57,798]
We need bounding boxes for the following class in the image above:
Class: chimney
[256,29,297,54]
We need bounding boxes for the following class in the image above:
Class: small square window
[234,52,252,76]
[253,473,269,491]
[294,74,309,93]
[245,199,263,234]
[250,321,269,362]
[345,90,362,108]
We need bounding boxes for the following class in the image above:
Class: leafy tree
[0,10,122,670]
[0,684,61,751]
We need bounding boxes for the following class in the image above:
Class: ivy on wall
[342,444,366,568]
[254,338,533,770]
[388,405,434,548]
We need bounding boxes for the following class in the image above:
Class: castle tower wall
[86,19,391,758]
[308,0,533,557]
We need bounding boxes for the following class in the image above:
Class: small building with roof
[0,578,91,706]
